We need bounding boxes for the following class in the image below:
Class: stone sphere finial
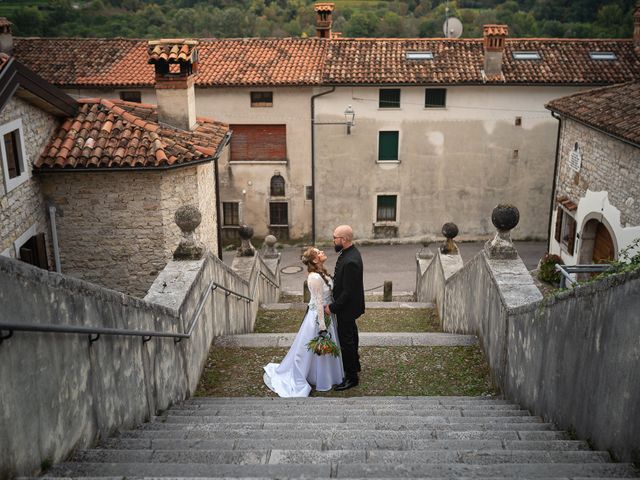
[491,204,519,231]
[175,205,202,235]
[262,234,279,259]
[173,205,205,260]
[485,203,519,260]
[440,222,459,254]
[237,224,255,257]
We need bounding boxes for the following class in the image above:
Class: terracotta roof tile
[546,81,640,146]
[36,98,228,170]
[148,39,198,63]
[12,36,640,87]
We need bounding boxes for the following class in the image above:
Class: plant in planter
[538,253,564,284]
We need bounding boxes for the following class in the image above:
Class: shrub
[538,253,563,284]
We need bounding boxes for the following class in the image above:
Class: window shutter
[34,233,49,269]
[19,244,35,266]
[230,125,286,162]
[554,207,563,242]
[378,132,399,161]
[567,218,576,255]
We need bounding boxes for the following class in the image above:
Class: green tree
[345,11,379,37]
[11,7,45,36]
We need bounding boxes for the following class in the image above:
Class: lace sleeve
[307,273,326,331]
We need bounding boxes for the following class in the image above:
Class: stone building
[0,42,230,297]
[545,81,640,265]
[0,52,77,269]
[6,4,640,243]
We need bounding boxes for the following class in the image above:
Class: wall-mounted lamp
[344,105,355,135]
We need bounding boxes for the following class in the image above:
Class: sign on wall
[569,142,582,172]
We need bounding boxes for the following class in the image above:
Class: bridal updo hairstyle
[301,247,332,286]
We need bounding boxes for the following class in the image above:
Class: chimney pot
[314,2,335,39]
[483,24,508,77]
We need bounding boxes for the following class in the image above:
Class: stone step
[100,437,590,452]
[71,448,611,465]
[160,415,542,424]
[44,461,640,478]
[119,426,562,441]
[167,407,528,416]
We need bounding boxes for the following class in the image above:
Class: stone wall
[0,96,59,261]
[416,243,640,462]
[556,119,640,227]
[0,249,280,479]
[40,163,218,297]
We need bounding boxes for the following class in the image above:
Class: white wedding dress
[263,272,344,397]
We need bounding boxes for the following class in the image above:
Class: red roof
[546,81,640,147]
[35,98,228,170]
[12,36,640,87]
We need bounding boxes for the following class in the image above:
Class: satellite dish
[443,17,463,38]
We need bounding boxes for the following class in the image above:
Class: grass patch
[196,346,497,397]
[254,308,441,333]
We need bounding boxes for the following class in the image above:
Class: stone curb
[214,332,478,348]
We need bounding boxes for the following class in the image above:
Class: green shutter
[378,131,399,161]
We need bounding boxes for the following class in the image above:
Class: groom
[325,225,365,391]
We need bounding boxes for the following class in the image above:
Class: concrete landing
[214,332,478,348]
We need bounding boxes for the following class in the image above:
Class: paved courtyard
[223,241,547,295]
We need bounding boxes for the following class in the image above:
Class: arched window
[270,174,285,197]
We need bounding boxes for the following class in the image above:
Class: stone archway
[579,218,616,264]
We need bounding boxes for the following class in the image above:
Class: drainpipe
[547,111,562,253]
[310,86,336,244]
[48,205,61,273]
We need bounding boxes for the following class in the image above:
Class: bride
[263,247,344,397]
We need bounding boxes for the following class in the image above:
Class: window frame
[379,88,401,109]
[424,88,447,109]
[250,91,274,107]
[377,130,400,162]
[374,193,399,226]
[0,119,29,193]
[556,206,577,255]
[270,174,285,197]
[222,202,240,227]
[269,201,289,227]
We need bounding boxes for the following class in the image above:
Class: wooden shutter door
[593,223,615,263]
[230,125,286,162]
[554,207,563,242]
[35,233,49,269]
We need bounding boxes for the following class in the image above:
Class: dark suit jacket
[329,245,365,319]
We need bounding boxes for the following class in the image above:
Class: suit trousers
[337,314,360,380]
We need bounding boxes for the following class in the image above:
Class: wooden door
[593,223,615,263]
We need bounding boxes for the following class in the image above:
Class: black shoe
[334,378,359,391]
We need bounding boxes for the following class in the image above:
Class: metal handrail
[555,264,611,288]
[0,279,255,345]
[258,270,279,289]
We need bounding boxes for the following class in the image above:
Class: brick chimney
[634,5,640,52]
[0,18,13,55]
[147,39,199,131]
[314,3,334,39]
[483,24,508,77]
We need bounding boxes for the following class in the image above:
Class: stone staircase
[41,396,640,479]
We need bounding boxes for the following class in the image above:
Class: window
[555,207,576,255]
[269,202,288,226]
[377,195,397,222]
[119,91,142,103]
[425,88,446,108]
[17,233,49,269]
[0,119,28,193]
[512,51,541,60]
[270,174,285,196]
[251,91,273,107]
[230,124,286,162]
[589,52,616,61]
[305,185,313,201]
[378,131,399,161]
[222,202,240,226]
[379,89,401,108]
[406,51,433,60]
[515,116,522,126]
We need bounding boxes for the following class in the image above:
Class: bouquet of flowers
[307,331,341,357]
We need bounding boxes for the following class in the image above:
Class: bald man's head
[334,225,353,242]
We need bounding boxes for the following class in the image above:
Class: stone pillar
[237,224,255,257]
[440,222,459,254]
[261,235,278,259]
[484,204,519,260]
[173,205,205,260]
